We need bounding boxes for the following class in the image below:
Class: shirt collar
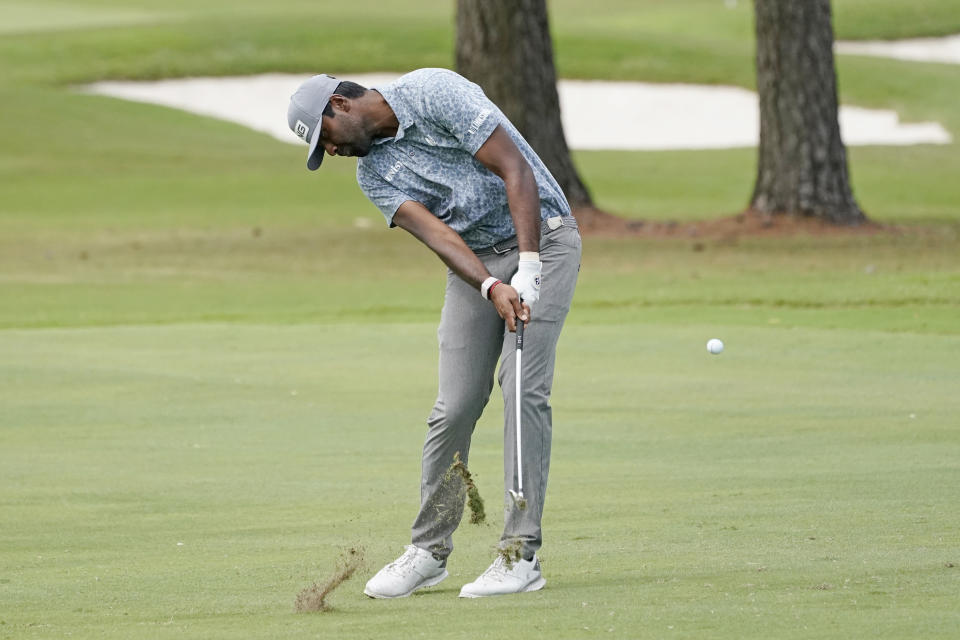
[371,85,413,144]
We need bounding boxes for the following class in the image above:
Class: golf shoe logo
[294,120,310,141]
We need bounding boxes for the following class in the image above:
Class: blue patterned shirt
[356,68,571,250]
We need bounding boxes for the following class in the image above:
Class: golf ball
[706,338,724,355]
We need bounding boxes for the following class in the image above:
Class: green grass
[3,323,959,638]
[1,0,959,638]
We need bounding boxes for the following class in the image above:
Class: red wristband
[481,276,502,300]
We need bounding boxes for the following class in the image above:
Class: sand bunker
[836,34,960,65]
[85,70,951,150]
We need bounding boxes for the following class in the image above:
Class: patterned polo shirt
[356,68,571,250]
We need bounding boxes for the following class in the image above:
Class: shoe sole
[363,570,449,599]
[458,576,546,598]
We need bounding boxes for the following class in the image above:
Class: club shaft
[515,320,524,495]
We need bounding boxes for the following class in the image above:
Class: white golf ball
[706,338,724,355]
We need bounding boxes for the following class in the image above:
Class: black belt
[474,215,577,255]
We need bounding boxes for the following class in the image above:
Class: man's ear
[329,95,350,113]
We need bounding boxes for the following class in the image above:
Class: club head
[508,489,527,511]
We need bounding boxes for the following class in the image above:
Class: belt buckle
[546,216,563,230]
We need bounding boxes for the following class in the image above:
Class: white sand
[836,34,960,65]
[85,72,951,150]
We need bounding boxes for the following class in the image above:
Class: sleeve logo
[467,109,492,136]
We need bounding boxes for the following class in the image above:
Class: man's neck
[366,90,399,139]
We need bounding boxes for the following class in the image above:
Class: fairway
[3,323,959,638]
[2,0,959,638]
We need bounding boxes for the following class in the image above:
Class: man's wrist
[519,251,540,263]
[480,276,502,300]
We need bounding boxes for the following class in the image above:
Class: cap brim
[306,117,324,170]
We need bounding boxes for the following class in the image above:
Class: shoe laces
[384,545,421,576]
[481,554,512,579]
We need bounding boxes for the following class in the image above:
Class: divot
[498,539,523,568]
[294,546,365,613]
[445,451,486,525]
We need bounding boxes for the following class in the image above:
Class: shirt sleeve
[356,163,412,228]
[419,70,502,156]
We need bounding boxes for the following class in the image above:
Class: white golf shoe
[458,554,545,598]
[363,545,448,599]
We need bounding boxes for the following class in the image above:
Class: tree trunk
[751,0,866,225]
[456,0,593,209]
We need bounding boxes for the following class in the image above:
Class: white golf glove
[510,252,542,304]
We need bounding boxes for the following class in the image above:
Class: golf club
[508,318,527,510]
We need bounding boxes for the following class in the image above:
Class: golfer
[288,68,580,598]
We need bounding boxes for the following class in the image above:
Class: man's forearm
[503,161,541,254]
[474,126,541,254]
[429,230,492,289]
[393,199,491,289]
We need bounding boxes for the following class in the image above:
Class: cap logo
[294,120,310,141]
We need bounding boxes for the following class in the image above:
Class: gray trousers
[411,215,581,561]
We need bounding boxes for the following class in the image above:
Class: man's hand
[490,283,531,332]
[510,256,542,304]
